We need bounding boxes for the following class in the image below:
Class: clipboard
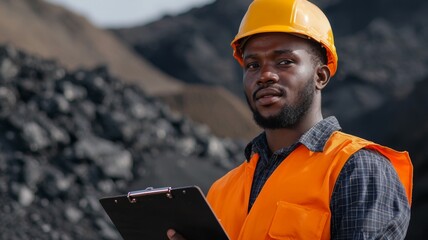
[99,185,229,240]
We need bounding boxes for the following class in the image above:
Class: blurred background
[0,0,426,239]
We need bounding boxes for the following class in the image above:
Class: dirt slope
[0,0,181,95]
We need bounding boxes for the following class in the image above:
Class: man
[168,0,413,239]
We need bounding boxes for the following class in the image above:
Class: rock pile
[0,45,244,240]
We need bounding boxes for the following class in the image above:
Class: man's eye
[278,59,293,65]
[246,62,259,69]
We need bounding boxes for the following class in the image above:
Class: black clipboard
[99,185,229,240]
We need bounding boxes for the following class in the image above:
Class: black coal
[0,45,244,240]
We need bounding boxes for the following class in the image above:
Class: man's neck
[265,115,323,152]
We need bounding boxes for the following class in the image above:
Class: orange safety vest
[207,131,413,240]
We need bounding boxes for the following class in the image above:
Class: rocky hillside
[0,44,244,239]
[324,0,428,123]
[112,0,428,238]
[0,0,260,140]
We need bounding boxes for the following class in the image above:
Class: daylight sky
[46,0,214,28]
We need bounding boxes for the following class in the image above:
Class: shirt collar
[244,116,342,161]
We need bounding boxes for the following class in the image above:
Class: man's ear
[315,65,331,90]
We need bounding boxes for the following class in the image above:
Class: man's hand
[166,229,186,240]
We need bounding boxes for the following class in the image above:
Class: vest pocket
[268,201,329,240]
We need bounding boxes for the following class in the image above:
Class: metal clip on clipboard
[127,187,173,203]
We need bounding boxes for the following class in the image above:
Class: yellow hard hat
[232,0,338,77]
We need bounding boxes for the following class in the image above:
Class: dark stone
[73,135,133,180]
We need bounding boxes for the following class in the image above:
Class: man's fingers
[166,229,186,240]
[167,229,176,239]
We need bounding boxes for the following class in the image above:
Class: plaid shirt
[245,116,410,239]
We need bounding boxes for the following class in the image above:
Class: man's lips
[254,87,283,100]
[253,87,284,105]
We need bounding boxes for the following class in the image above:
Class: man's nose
[257,65,279,86]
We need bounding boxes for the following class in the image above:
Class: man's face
[242,33,318,129]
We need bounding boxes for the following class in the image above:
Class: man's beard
[247,80,315,129]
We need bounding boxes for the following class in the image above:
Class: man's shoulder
[347,148,393,170]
